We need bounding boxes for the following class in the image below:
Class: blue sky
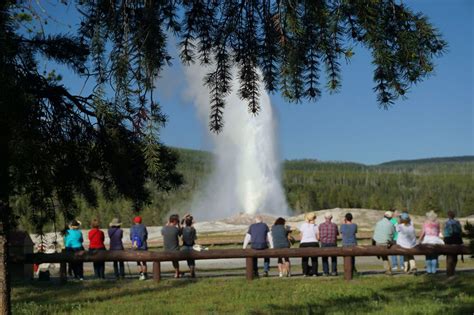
[36,0,473,165]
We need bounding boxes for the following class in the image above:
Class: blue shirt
[340,223,358,246]
[130,224,148,250]
[248,222,269,250]
[64,229,83,249]
[271,225,290,248]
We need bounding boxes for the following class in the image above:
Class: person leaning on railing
[340,213,357,273]
[419,210,444,274]
[299,212,319,277]
[63,219,84,280]
[318,212,339,276]
[395,212,417,274]
[372,211,396,275]
[443,210,464,270]
[243,215,273,277]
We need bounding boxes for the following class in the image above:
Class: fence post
[246,257,253,280]
[343,256,353,281]
[446,254,456,277]
[59,262,67,284]
[153,261,161,282]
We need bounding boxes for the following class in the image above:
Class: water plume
[184,64,288,220]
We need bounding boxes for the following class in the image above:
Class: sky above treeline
[37,0,473,165]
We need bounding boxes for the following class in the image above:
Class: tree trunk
[0,202,11,315]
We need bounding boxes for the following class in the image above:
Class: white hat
[324,212,333,219]
[384,211,393,218]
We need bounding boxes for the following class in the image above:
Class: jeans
[425,255,438,274]
[321,243,337,274]
[391,255,405,269]
[113,261,125,278]
[66,247,84,279]
[252,251,270,275]
[90,248,106,278]
[300,242,319,276]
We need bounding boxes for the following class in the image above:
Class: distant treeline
[14,148,474,231]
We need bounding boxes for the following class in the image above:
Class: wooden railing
[9,245,471,282]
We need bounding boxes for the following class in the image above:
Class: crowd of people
[244,210,463,277]
[60,209,463,280]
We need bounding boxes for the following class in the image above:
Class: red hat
[133,216,142,224]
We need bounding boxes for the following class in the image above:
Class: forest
[13,148,474,231]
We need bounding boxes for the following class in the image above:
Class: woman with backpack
[108,217,125,279]
[444,210,463,271]
[130,216,148,280]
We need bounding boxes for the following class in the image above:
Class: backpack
[444,220,462,238]
[131,228,143,249]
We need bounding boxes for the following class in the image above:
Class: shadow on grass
[13,277,193,306]
[378,275,474,314]
[253,293,388,315]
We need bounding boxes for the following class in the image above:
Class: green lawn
[12,273,474,315]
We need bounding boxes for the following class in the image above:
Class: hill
[13,148,474,231]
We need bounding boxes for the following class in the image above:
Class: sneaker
[330,272,338,276]
[287,272,291,277]
[263,271,269,277]
[79,278,84,281]
[139,273,145,281]
[279,272,283,278]
[323,273,330,277]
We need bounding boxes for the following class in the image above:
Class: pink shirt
[423,221,440,237]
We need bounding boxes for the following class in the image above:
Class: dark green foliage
[1,1,182,235]
[75,0,446,132]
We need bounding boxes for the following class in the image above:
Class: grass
[12,272,474,315]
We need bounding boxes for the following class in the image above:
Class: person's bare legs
[173,261,180,278]
[285,259,291,277]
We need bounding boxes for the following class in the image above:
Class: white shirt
[299,222,318,243]
[396,223,417,248]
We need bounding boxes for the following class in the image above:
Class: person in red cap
[130,215,148,280]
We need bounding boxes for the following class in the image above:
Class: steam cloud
[184,63,288,220]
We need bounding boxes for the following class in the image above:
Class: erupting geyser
[184,64,288,220]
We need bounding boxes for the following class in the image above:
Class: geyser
[184,64,288,220]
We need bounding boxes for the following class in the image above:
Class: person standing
[271,217,292,277]
[372,211,396,275]
[340,213,357,272]
[88,218,106,279]
[298,212,319,277]
[390,210,404,272]
[130,216,148,280]
[419,210,444,274]
[64,219,84,280]
[243,215,273,277]
[443,210,464,271]
[108,217,125,279]
[162,214,182,278]
[396,212,417,274]
[181,214,197,278]
[318,212,339,276]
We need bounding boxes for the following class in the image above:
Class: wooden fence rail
[9,245,471,282]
